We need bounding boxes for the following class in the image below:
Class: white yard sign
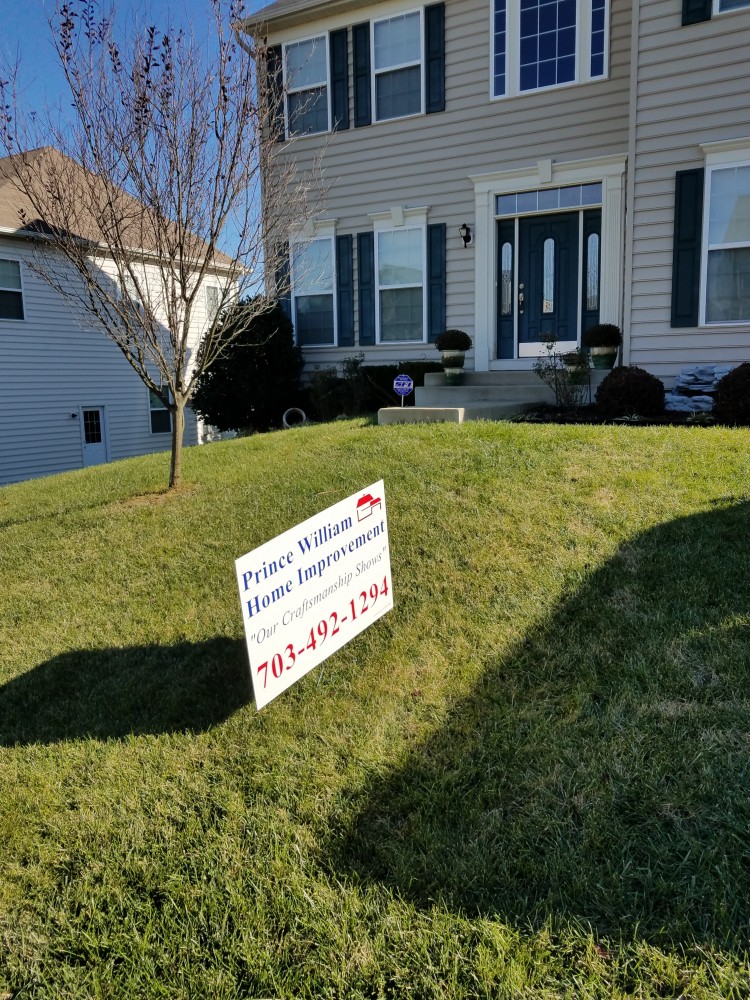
[235,481,393,709]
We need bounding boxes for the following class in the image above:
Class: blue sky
[2,1,267,118]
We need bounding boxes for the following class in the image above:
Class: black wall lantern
[458,222,472,248]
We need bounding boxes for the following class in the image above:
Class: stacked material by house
[664,364,734,413]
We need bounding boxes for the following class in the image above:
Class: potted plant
[582,323,622,369]
[435,329,473,385]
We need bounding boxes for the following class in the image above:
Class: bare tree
[0,0,316,488]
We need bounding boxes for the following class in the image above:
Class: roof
[241,0,377,33]
[0,147,234,269]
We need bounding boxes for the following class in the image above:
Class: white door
[80,407,109,467]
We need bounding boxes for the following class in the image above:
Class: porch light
[459,223,472,248]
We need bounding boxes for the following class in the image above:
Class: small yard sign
[235,481,393,709]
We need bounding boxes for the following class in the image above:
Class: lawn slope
[1,420,749,999]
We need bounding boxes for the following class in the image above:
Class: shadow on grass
[329,501,750,947]
[0,637,250,746]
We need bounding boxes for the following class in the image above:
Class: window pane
[501,242,513,316]
[543,238,555,313]
[374,13,420,70]
[0,290,24,319]
[287,88,328,135]
[706,248,750,322]
[295,294,335,345]
[286,37,327,90]
[206,286,219,322]
[719,0,750,10]
[293,240,334,295]
[591,0,606,76]
[378,229,424,286]
[581,182,603,205]
[587,233,600,310]
[380,287,424,341]
[519,0,578,91]
[376,66,422,120]
[496,194,517,215]
[150,410,172,434]
[708,166,750,244]
[0,259,21,289]
[494,0,507,95]
[83,410,102,444]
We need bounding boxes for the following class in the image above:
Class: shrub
[583,323,623,348]
[713,363,750,425]
[435,329,473,352]
[595,365,665,418]
[533,336,589,407]
[191,298,304,432]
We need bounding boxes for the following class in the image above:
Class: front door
[496,209,601,359]
[80,407,109,467]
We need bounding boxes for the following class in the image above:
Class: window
[376,227,425,342]
[715,0,750,12]
[285,36,329,136]
[492,0,609,98]
[291,237,336,345]
[205,285,220,324]
[149,387,172,434]
[702,159,750,323]
[373,11,423,120]
[0,258,24,320]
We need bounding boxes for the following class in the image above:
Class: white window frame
[490,0,609,101]
[149,386,172,435]
[290,222,338,347]
[205,284,220,326]
[0,256,25,321]
[371,9,425,123]
[699,138,750,327]
[283,34,331,139]
[370,206,429,345]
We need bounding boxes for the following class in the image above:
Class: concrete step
[422,369,611,389]
[417,383,556,405]
[378,402,530,425]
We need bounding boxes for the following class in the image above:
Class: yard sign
[235,481,393,709]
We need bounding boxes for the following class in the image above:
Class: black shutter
[336,235,354,346]
[671,168,704,328]
[330,29,350,131]
[427,223,446,342]
[682,0,712,25]
[353,23,372,128]
[266,45,285,143]
[275,242,292,321]
[357,232,375,344]
[425,3,446,114]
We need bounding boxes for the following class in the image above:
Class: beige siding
[272,0,632,368]
[629,0,750,379]
[0,237,199,486]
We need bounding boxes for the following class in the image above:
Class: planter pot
[441,350,465,370]
[590,346,618,369]
[444,367,464,386]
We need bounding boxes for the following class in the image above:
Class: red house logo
[356,493,382,521]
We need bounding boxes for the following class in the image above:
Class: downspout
[622,0,641,367]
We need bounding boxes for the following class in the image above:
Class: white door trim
[470,153,627,371]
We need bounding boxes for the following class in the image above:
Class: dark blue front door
[518,212,579,349]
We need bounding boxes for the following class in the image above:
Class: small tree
[0,0,317,487]
[191,298,304,432]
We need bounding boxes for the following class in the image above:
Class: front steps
[378,369,610,425]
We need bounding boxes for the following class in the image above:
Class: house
[0,148,232,485]
[242,0,750,411]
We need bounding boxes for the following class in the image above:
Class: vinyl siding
[628,0,750,379]
[270,0,632,369]
[0,237,201,486]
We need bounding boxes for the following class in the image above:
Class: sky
[2,0,267,119]
[1,1,269,259]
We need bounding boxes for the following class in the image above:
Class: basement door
[496,209,601,359]
[80,406,109,467]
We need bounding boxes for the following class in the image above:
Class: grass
[1,418,750,998]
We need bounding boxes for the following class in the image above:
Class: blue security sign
[393,374,414,397]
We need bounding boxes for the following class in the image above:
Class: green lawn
[1,420,749,999]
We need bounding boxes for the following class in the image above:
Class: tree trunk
[169,398,186,489]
